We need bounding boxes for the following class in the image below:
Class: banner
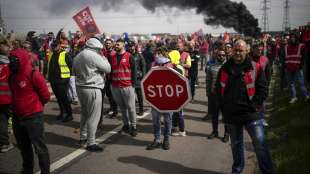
[73,7,101,37]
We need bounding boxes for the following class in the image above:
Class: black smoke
[43,0,261,37]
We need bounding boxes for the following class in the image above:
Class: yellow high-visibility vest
[58,51,71,79]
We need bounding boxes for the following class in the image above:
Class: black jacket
[132,52,146,88]
[48,51,72,84]
[215,57,268,125]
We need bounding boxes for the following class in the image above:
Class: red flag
[223,32,230,43]
[73,7,101,38]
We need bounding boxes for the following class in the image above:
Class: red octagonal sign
[141,66,191,112]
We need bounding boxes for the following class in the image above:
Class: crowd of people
[0,23,310,174]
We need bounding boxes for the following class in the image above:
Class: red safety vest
[111,52,132,88]
[0,63,11,104]
[285,43,304,72]
[220,61,260,100]
[258,56,268,71]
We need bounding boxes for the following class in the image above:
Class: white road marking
[36,110,150,174]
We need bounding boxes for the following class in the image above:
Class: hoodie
[9,48,50,117]
[151,56,172,68]
[73,38,111,89]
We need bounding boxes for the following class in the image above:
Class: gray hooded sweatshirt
[73,38,111,89]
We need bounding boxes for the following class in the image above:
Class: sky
[1,0,310,35]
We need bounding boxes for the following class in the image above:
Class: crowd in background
[0,22,310,174]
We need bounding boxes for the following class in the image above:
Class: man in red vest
[284,32,310,103]
[0,37,14,153]
[216,40,274,174]
[301,24,310,82]
[110,39,137,137]
[250,43,271,126]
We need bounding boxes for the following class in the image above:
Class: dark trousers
[51,82,72,117]
[43,60,48,79]
[13,113,50,174]
[200,53,206,70]
[0,105,10,145]
[306,51,310,82]
[103,80,118,112]
[208,94,228,135]
[189,69,198,98]
[279,64,287,90]
[172,110,185,132]
[135,88,144,111]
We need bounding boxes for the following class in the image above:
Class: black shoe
[71,100,79,105]
[207,132,218,139]
[104,108,112,115]
[62,115,73,122]
[137,109,144,116]
[202,114,209,121]
[222,134,229,143]
[77,139,87,148]
[146,140,161,150]
[21,169,33,174]
[130,128,138,137]
[162,137,170,150]
[56,114,63,121]
[86,144,103,152]
[122,125,130,133]
[109,112,118,119]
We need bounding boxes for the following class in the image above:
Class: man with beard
[110,39,137,137]
[206,47,229,142]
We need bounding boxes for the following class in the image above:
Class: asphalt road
[0,68,257,174]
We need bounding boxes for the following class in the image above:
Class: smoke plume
[43,0,261,36]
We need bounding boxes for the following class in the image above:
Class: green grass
[266,84,310,174]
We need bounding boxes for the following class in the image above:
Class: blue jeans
[228,119,274,174]
[151,108,172,142]
[286,70,309,99]
[172,110,185,132]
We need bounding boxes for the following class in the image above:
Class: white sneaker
[0,143,14,153]
[179,131,186,137]
[289,97,298,104]
[262,120,269,127]
[171,132,180,136]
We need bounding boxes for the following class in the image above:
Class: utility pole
[0,0,6,34]
[261,0,270,33]
[282,0,291,32]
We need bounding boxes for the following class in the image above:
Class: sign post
[141,67,191,112]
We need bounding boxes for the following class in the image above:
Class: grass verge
[266,81,310,174]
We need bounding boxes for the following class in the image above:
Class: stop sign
[141,66,191,112]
